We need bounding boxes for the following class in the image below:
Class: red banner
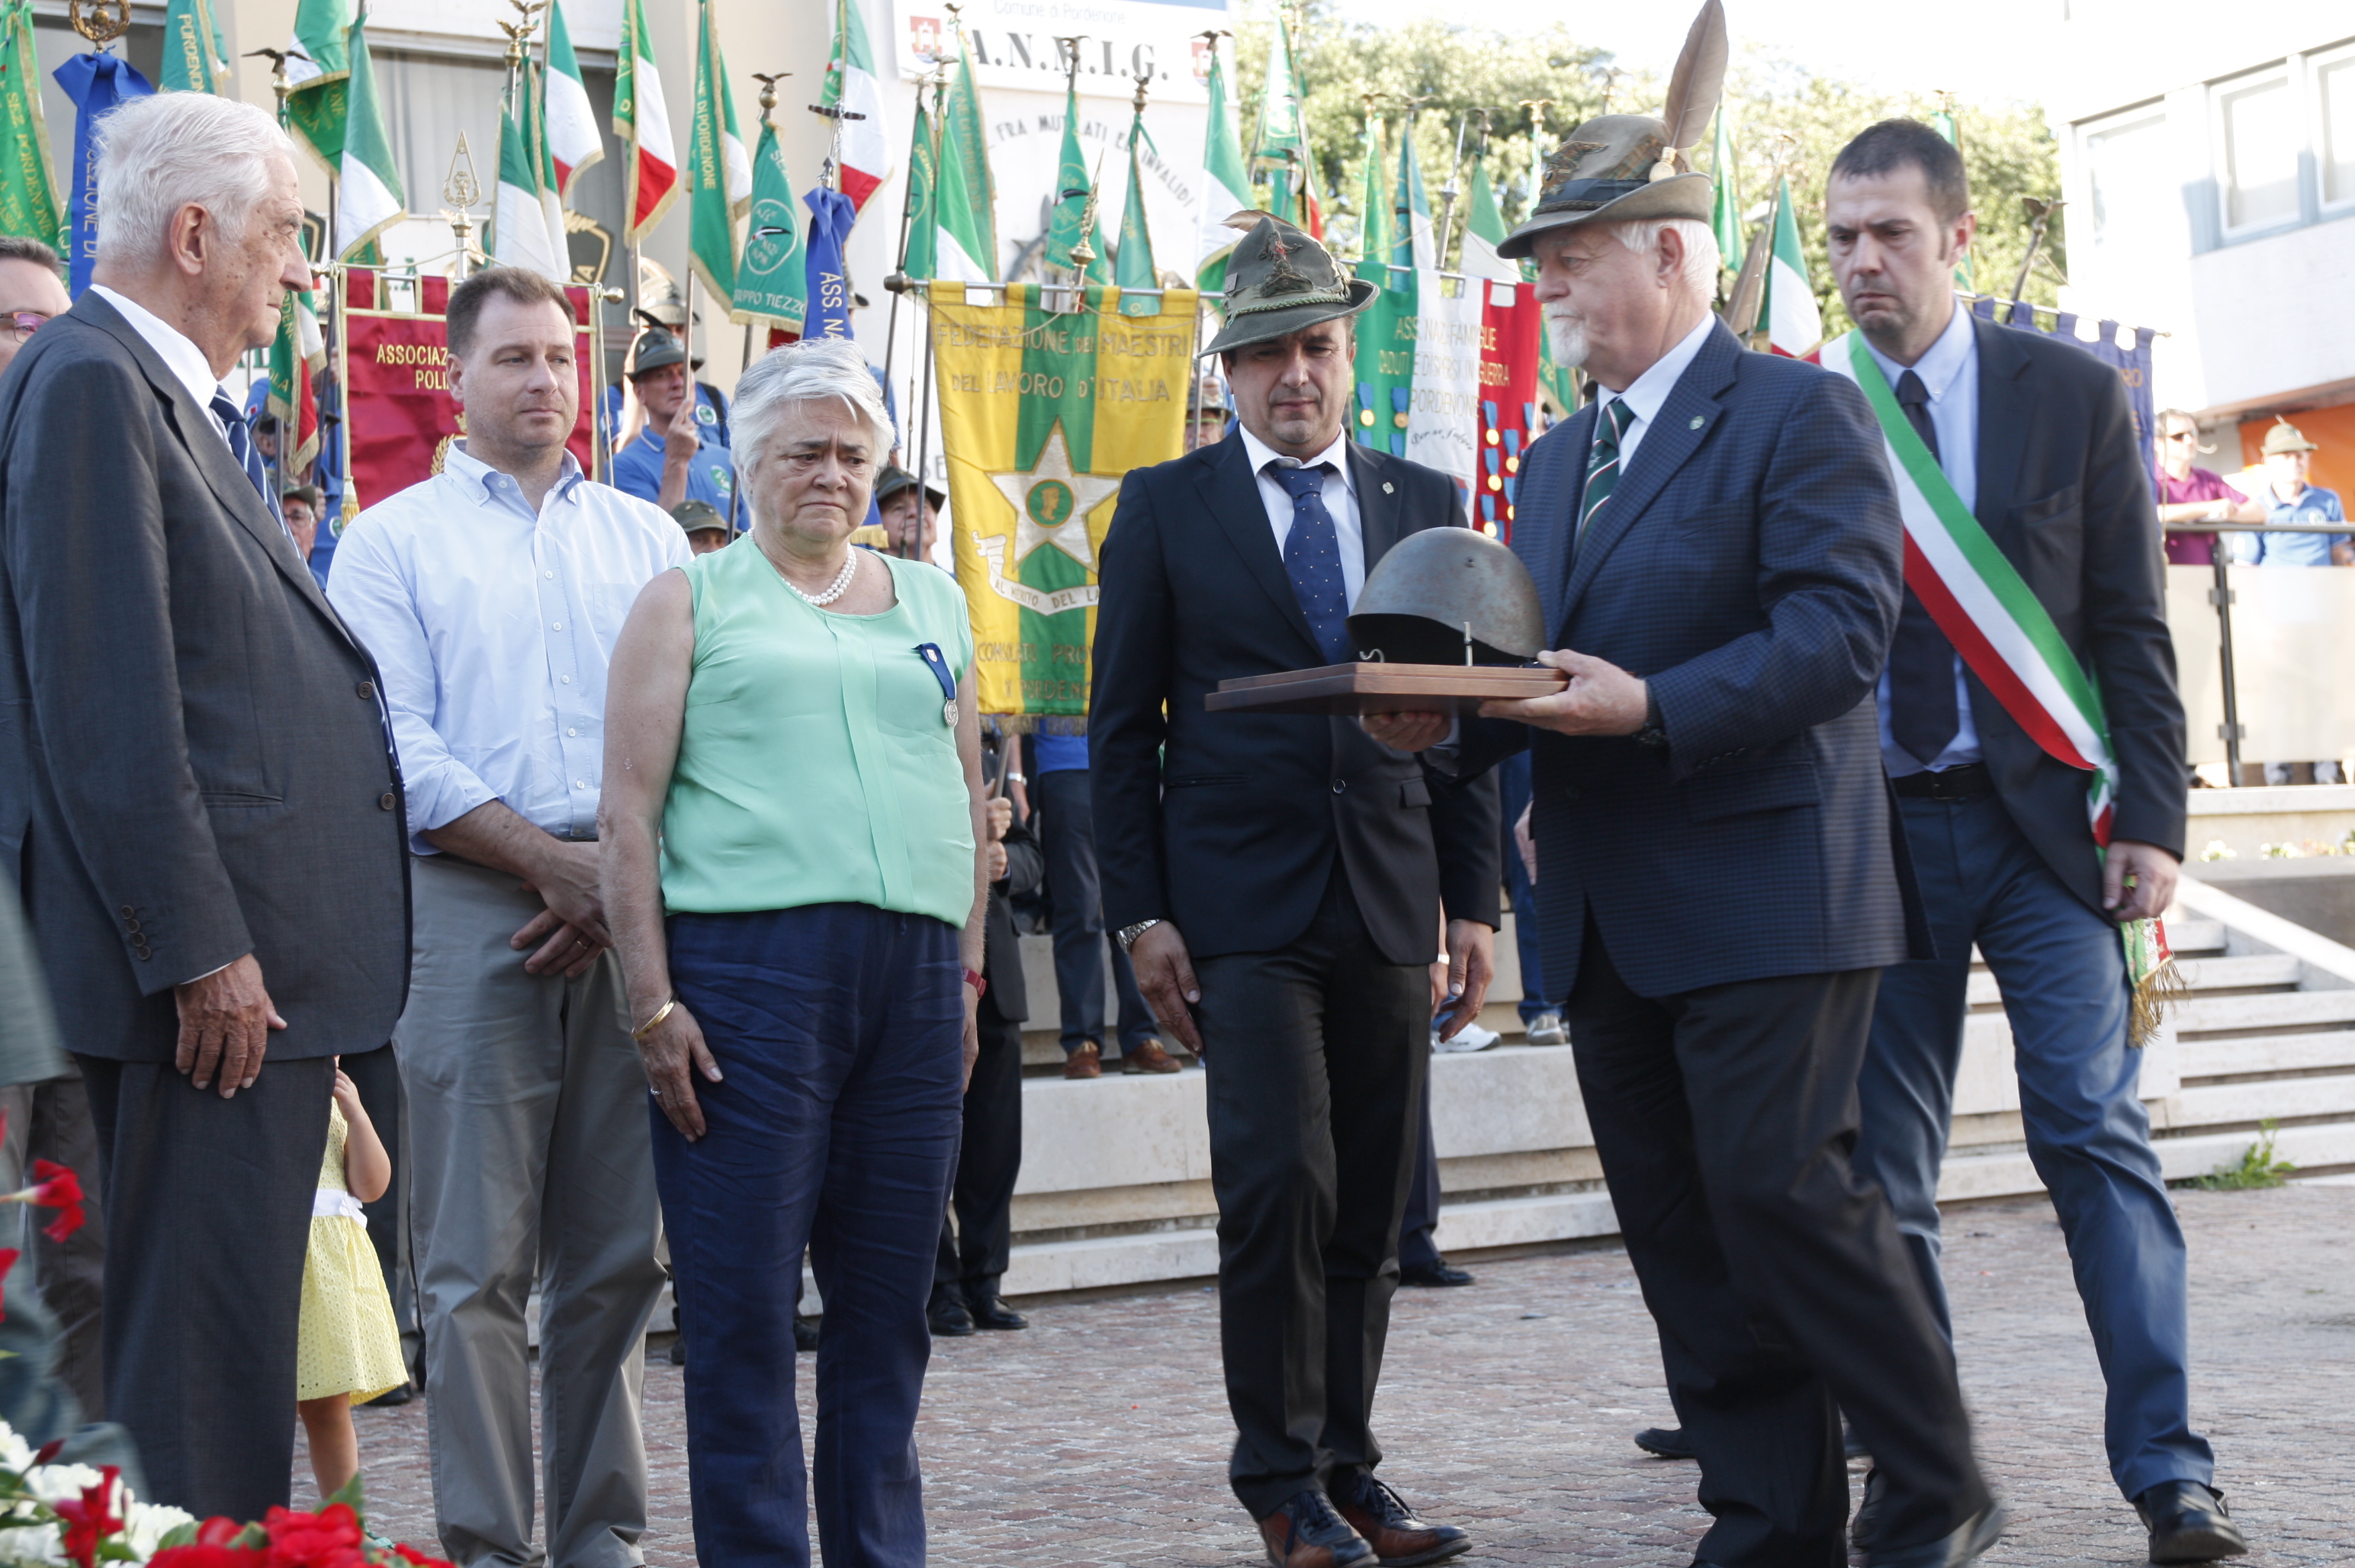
[339,269,599,519]
[1476,277,1542,546]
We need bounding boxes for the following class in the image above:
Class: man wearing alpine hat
[1455,5,2000,1564]
[1091,211,1499,1568]
[1823,121,2234,1566]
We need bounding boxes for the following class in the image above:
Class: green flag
[0,0,62,249]
[1044,79,1110,284]
[1114,104,1156,316]
[1352,114,1413,455]
[687,0,750,306]
[931,26,995,284]
[1459,159,1514,281]
[493,85,564,278]
[1709,105,1744,278]
[283,0,352,172]
[1393,118,1433,272]
[336,13,403,262]
[901,101,936,284]
[159,0,229,93]
[1194,45,1251,297]
[732,115,805,329]
[1928,106,1974,291]
[1251,14,1305,223]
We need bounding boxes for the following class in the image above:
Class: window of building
[2215,69,2300,232]
[2320,47,2355,209]
[2084,109,2171,254]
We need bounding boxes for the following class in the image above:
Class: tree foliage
[1233,2,2067,336]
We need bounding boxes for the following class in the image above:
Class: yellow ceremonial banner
[933,281,1197,718]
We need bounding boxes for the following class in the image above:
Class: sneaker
[1431,1020,1500,1053]
[1524,1011,1568,1046]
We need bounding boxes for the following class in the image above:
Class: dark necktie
[1573,397,1633,564]
[1273,461,1351,664]
[1886,368,1961,766]
[211,391,272,506]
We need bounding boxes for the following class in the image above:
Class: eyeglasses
[8,313,48,344]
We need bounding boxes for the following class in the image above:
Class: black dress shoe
[793,1314,820,1353]
[1258,1488,1374,1567]
[363,1383,415,1407]
[927,1288,975,1337]
[1333,1471,1470,1565]
[1865,1502,2004,1567]
[1634,1426,1696,1460]
[1399,1260,1474,1287]
[2136,1481,2248,1563]
[969,1293,1028,1330]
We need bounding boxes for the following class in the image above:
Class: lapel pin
[1382,481,1395,494]
[1688,416,1705,430]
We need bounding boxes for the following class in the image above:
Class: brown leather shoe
[1063,1042,1102,1079]
[1334,1473,1470,1566]
[1257,1490,1373,1568]
[1120,1038,1182,1074]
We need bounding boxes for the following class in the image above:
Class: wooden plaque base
[1206,662,1568,716]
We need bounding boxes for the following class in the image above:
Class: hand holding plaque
[1206,527,1569,715]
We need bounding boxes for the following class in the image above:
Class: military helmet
[1345,527,1545,666]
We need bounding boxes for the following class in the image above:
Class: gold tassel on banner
[2123,917,2186,1049]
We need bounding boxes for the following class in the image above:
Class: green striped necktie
[1576,397,1634,550]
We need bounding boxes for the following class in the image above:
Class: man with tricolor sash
[1823,120,2244,1566]
[1454,26,2000,1556]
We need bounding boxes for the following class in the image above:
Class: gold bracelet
[630,998,677,1042]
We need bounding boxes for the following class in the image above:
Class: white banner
[1402,270,1483,507]
[894,0,1227,104]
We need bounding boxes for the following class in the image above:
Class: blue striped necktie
[1575,397,1634,557]
[210,391,271,505]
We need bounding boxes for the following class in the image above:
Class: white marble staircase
[988,872,2355,1299]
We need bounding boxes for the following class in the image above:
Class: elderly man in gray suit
[0,92,409,1519]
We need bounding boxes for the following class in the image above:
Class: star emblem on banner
[989,424,1120,573]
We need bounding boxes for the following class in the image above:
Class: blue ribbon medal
[915,643,957,728]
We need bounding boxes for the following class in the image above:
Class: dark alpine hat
[1201,211,1376,357]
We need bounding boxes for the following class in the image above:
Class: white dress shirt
[1863,300,1984,776]
[326,442,691,853]
[1238,423,1367,609]
[92,284,236,445]
[1591,312,1716,479]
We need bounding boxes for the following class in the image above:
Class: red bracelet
[962,967,987,998]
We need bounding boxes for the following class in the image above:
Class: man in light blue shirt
[2245,418,2347,565]
[327,267,684,1568]
[609,325,736,522]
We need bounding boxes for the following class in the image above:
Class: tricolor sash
[1826,330,2179,1033]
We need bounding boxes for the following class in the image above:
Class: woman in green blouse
[601,337,988,1568]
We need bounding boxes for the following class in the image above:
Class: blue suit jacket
[1467,322,1917,999]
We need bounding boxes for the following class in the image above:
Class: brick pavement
[323,1185,2354,1565]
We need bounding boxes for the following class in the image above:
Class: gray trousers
[0,1070,106,1417]
[397,856,667,1568]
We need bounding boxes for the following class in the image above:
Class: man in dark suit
[1460,112,1997,1567]
[0,92,408,1519]
[1093,214,1498,1568]
[1824,121,2241,1565]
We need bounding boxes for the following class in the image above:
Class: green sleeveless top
[660,543,977,926]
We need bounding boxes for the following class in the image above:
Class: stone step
[2178,1029,2355,1081]
[2173,1072,2355,1129]
[2173,987,2355,1036]
[1964,951,2298,1009]
[2164,918,2228,954]
[1937,1118,2355,1204]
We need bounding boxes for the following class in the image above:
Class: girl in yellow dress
[295,1062,407,1501]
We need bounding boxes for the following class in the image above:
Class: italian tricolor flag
[268,285,323,476]
[335,13,404,262]
[930,24,995,284]
[1194,42,1252,296]
[1762,175,1820,362]
[821,0,888,214]
[614,0,678,245]
[543,0,602,199]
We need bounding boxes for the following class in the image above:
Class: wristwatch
[1113,918,1163,954]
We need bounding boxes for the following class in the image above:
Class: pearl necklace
[782,550,859,608]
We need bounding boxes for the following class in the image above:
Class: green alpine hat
[1498,0,1729,261]
[1201,211,1376,357]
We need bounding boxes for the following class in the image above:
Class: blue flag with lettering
[802,185,856,342]
[1972,298,2159,471]
[53,52,154,297]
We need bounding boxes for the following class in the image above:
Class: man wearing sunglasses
[2152,409,2263,566]
[0,236,69,377]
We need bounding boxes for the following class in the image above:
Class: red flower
[27,1160,84,1243]
[196,1518,251,1547]
[52,1466,122,1568]
[259,1504,369,1568]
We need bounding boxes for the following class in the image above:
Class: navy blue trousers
[656,904,965,1568]
[1858,795,2213,1500]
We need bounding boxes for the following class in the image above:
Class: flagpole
[879,60,935,405]
[1433,110,1468,272]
